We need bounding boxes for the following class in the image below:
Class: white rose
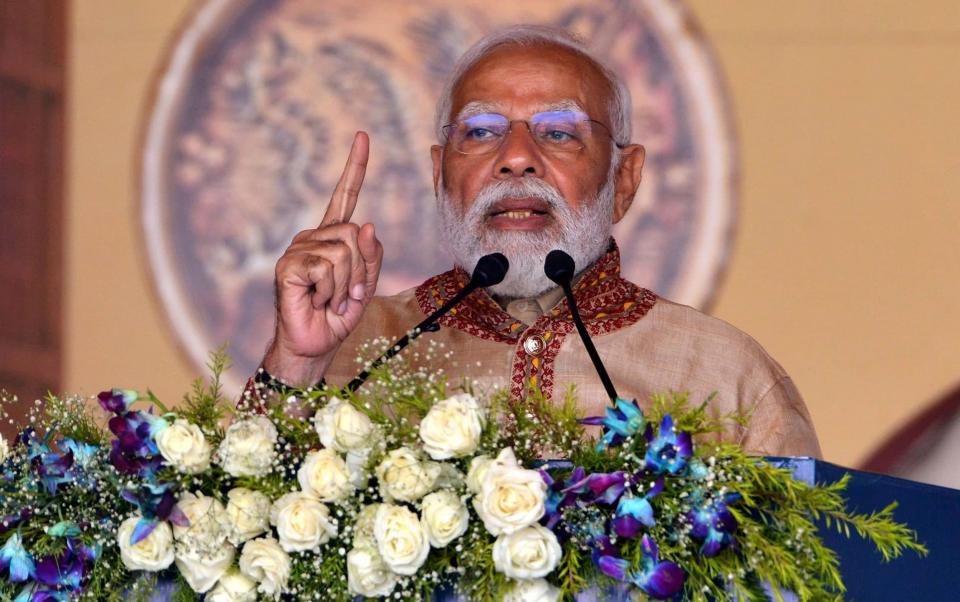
[373,504,430,576]
[347,542,399,598]
[298,449,355,503]
[503,578,562,602]
[493,525,562,580]
[218,417,277,478]
[345,448,371,489]
[155,419,212,474]
[224,487,271,545]
[0,433,9,465]
[375,447,441,502]
[474,448,547,535]
[117,517,175,571]
[172,492,229,554]
[175,541,235,593]
[466,455,493,493]
[421,490,469,548]
[352,503,382,548]
[239,537,291,598]
[419,393,485,460]
[206,568,258,602]
[314,397,375,452]
[270,491,337,552]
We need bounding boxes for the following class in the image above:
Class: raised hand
[263,132,384,386]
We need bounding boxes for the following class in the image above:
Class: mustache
[463,178,570,222]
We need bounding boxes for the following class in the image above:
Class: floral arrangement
[0,348,925,601]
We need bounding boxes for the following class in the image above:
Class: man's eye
[464,127,501,141]
[538,127,579,144]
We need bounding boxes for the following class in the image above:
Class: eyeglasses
[442,110,618,155]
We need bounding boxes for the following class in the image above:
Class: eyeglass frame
[440,110,626,155]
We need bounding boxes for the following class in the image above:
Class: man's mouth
[486,198,553,230]
[493,209,546,219]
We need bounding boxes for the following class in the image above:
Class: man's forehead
[449,43,610,122]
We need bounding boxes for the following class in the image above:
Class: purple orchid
[644,415,693,476]
[562,471,628,506]
[0,533,35,583]
[612,477,665,538]
[688,493,741,557]
[631,534,685,599]
[106,408,166,476]
[591,534,684,600]
[32,537,98,594]
[580,397,646,451]
[96,389,138,414]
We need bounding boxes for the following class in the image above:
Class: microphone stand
[544,250,619,403]
[347,253,509,392]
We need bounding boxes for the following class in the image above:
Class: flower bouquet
[0,348,925,601]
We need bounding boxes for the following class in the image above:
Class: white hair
[434,24,632,147]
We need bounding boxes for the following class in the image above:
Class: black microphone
[347,253,509,392]
[544,250,619,402]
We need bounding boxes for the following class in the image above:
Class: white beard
[437,166,617,299]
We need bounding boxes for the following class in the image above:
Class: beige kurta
[325,245,821,458]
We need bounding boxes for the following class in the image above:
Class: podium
[770,457,960,600]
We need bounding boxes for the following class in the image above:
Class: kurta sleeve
[738,376,822,458]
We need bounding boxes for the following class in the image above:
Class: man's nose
[493,123,545,179]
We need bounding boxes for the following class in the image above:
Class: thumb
[357,222,383,299]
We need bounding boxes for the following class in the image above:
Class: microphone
[347,253,509,392]
[544,250,619,403]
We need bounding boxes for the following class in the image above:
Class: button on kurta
[523,335,546,356]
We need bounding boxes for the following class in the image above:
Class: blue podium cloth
[770,457,960,600]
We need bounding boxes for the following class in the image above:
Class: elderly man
[253,25,821,458]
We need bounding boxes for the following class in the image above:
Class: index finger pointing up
[321,131,369,227]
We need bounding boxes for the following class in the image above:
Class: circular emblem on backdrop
[141,0,738,391]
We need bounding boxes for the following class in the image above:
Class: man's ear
[431,145,443,197]
[612,144,645,224]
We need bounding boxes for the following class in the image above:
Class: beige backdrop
[66,0,960,467]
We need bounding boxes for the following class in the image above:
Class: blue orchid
[580,397,646,451]
[33,448,74,495]
[612,477,665,538]
[121,481,188,536]
[644,415,693,475]
[0,533,35,583]
[59,439,99,471]
[688,492,741,557]
[541,467,584,530]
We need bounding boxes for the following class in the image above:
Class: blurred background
[1,1,958,485]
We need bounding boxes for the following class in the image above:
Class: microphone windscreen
[471,253,509,287]
[544,249,576,285]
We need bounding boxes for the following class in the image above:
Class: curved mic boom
[544,249,619,402]
[347,253,509,392]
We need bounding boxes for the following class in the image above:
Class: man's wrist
[254,367,325,394]
[262,343,335,387]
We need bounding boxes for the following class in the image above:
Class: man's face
[431,43,644,297]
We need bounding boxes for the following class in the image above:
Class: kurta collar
[415,240,657,343]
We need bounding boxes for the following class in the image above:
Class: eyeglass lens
[449,111,597,154]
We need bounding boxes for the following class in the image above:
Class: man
[252,25,821,458]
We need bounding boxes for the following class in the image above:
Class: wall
[66,0,960,466]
